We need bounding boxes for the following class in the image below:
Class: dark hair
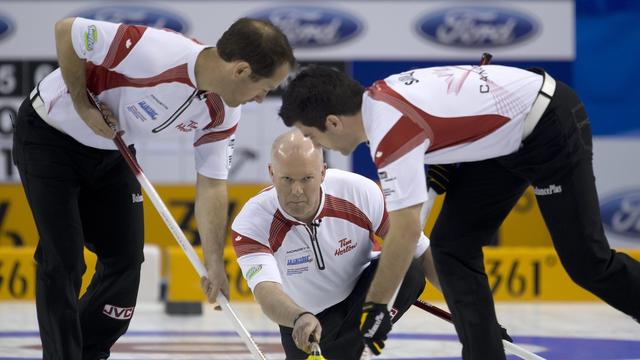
[279,66,364,131]
[217,17,295,79]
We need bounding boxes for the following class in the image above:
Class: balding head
[271,130,323,167]
[269,130,326,223]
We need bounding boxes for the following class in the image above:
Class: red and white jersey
[232,169,430,314]
[36,18,239,179]
[364,65,542,210]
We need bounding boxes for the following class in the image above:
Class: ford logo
[0,12,14,42]
[416,6,538,47]
[601,190,640,240]
[74,5,188,33]
[248,6,363,48]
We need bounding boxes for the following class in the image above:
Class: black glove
[500,324,513,343]
[359,302,392,355]
[426,164,456,195]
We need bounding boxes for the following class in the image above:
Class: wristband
[293,311,314,326]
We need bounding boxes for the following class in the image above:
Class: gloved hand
[359,302,392,355]
[426,164,456,195]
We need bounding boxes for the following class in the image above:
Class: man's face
[269,154,326,223]
[224,63,290,107]
[295,122,357,156]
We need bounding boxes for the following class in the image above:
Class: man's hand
[77,99,117,139]
[360,302,392,355]
[199,261,230,306]
[426,164,456,195]
[292,312,321,354]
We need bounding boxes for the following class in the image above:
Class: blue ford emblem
[416,6,538,47]
[248,6,363,47]
[600,190,640,240]
[74,5,189,33]
[0,13,14,42]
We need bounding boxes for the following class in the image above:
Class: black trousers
[279,259,426,360]
[12,98,145,360]
[430,81,640,359]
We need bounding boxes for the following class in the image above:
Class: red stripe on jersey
[269,210,295,253]
[368,80,509,156]
[375,207,390,238]
[101,24,147,69]
[86,63,194,95]
[319,194,372,232]
[319,194,380,249]
[231,230,272,257]
[203,93,226,130]
[193,124,237,147]
[374,116,427,168]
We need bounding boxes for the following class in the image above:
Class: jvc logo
[601,190,640,240]
[102,304,135,320]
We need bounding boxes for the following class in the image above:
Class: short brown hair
[217,17,295,79]
[279,66,364,131]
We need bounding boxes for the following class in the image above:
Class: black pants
[12,98,145,360]
[430,81,640,359]
[279,259,426,360]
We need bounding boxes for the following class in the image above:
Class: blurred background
[0,0,638,305]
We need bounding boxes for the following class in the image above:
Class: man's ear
[232,61,252,79]
[321,162,327,181]
[325,115,343,132]
[268,163,274,180]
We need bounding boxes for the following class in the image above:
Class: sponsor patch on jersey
[379,173,400,201]
[84,25,98,51]
[286,250,312,276]
[126,96,167,122]
[138,100,159,120]
[245,265,263,280]
[334,237,357,256]
[226,136,236,170]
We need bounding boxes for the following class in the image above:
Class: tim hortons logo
[102,304,135,320]
[334,237,357,256]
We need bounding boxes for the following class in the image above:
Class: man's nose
[291,182,304,195]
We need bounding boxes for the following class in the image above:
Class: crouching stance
[232,131,438,359]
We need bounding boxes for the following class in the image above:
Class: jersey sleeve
[375,136,430,212]
[236,249,282,291]
[366,179,390,238]
[231,201,283,290]
[193,103,241,179]
[363,95,430,212]
[70,17,144,68]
